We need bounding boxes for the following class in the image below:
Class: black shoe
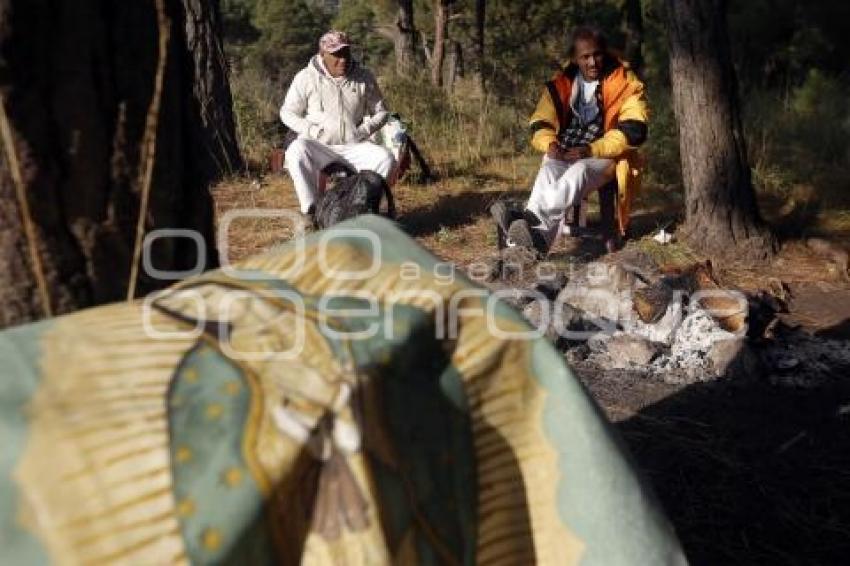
[507,218,549,257]
[489,201,520,249]
[506,218,534,248]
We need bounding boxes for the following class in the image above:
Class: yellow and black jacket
[529,59,649,235]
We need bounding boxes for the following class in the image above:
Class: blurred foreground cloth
[0,216,685,565]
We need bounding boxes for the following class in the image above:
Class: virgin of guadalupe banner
[0,216,685,565]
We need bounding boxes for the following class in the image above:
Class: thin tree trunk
[474,0,486,93]
[622,0,643,72]
[431,0,448,87]
[665,0,776,262]
[446,40,463,91]
[395,0,417,75]
[421,35,433,67]
[0,0,242,328]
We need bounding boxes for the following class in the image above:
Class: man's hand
[563,145,591,160]
[546,142,591,161]
[546,142,566,161]
[353,124,371,142]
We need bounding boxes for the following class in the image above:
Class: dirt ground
[576,365,850,565]
[214,163,850,565]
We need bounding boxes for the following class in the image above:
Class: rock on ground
[708,337,761,379]
[595,333,660,370]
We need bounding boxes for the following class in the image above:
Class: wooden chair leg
[599,181,623,251]
[599,181,617,238]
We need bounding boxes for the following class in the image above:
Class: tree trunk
[180,0,242,178]
[474,0,486,93]
[0,0,242,328]
[431,0,448,87]
[622,0,643,72]
[446,40,463,92]
[665,0,776,262]
[395,0,417,75]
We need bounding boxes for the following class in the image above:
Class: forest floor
[213,156,850,565]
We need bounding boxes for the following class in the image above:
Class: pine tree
[250,0,333,87]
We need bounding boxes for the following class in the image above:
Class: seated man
[281,30,395,217]
[492,26,648,256]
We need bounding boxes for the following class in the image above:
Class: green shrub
[230,68,282,171]
[332,0,393,67]
[245,0,331,87]
[381,73,531,173]
[745,70,850,203]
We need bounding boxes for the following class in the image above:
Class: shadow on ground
[400,189,528,237]
[581,317,850,565]
[759,191,825,240]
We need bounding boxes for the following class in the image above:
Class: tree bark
[665,0,776,262]
[180,0,242,178]
[395,0,417,75]
[0,0,242,328]
[622,0,643,72]
[431,0,448,87]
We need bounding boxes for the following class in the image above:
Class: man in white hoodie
[281,30,395,215]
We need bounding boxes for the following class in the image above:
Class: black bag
[314,167,396,229]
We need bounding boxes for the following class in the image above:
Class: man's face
[574,38,604,81]
[321,47,350,78]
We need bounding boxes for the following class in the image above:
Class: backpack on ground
[314,166,396,229]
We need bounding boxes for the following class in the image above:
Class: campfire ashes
[476,249,850,386]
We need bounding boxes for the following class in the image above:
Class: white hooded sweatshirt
[280,55,389,146]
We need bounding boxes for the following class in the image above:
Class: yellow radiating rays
[21,240,567,565]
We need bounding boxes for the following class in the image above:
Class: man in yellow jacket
[492,26,648,255]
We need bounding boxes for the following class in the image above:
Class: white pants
[285,137,396,213]
[526,155,616,244]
